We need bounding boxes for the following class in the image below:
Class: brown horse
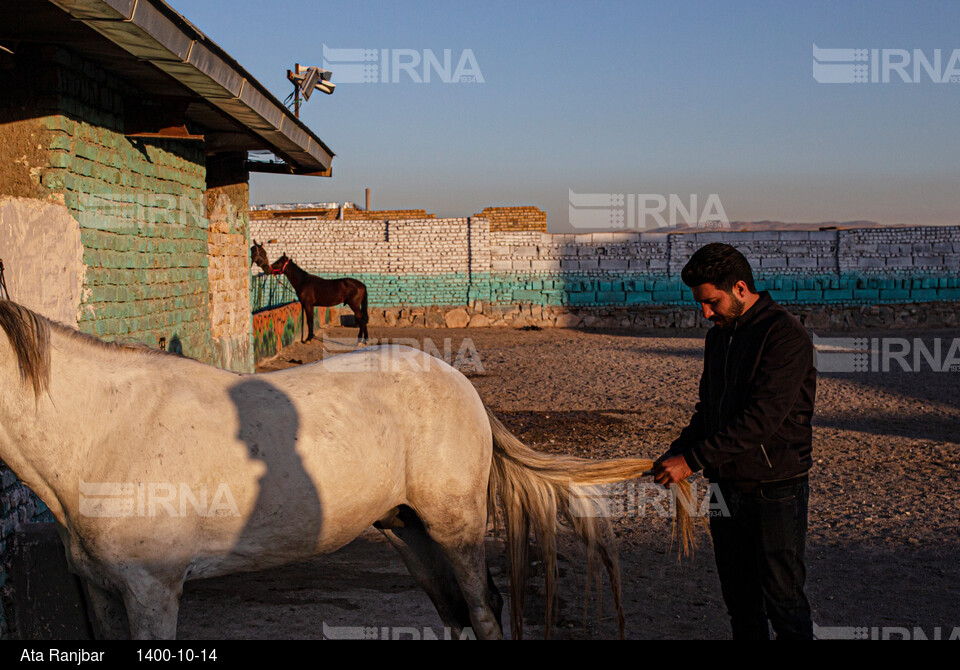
[250,240,272,275]
[270,253,370,344]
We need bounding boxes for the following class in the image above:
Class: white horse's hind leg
[120,574,183,640]
[376,507,474,636]
[406,393,503,638]
[438,542,504,640]
[416,500,504,640]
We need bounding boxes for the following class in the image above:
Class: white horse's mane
[0,300,178,398]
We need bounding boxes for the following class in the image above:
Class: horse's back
[263,344,492,502]
[274,346,487,442]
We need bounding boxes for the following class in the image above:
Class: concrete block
[822,288,854,301]
[858,258,885,269]
[625,291,653,304]
[513,290,544,302]
[768,290,796,302]
[596,291,626,303]
[568,292,597,305]
[910,289,939,301]
[879,288,911,301]
[796,289,823,302]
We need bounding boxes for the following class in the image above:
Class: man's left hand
[653,454,692,486]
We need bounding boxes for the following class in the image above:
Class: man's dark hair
[681,243,757,293]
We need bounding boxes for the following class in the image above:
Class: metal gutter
[46,0,334,174]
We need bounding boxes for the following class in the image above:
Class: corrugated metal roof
[43,0,334,175]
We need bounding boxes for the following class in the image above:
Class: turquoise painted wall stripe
[252,271,960,310]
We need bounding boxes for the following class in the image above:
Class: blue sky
[171,0,960,230]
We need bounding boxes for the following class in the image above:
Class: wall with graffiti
[252,302,336,363]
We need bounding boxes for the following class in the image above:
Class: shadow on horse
[269,253,370,344]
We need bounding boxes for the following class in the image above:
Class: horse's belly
[184,489,400,580]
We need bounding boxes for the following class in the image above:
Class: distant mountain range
[653,220,895,233]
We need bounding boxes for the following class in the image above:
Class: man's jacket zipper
[716,321,737,434]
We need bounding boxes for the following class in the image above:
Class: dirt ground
[176,324,960,640]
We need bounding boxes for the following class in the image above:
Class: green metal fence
[251,273,298,313]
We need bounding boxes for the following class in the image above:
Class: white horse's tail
[485,407,695,639]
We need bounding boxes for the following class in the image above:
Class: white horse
[0,300,693,640]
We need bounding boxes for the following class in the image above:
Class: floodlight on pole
[287,64,336,116]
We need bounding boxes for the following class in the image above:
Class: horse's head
[269,253,291,276]
[250,240,269,269]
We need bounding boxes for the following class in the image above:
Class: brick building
[0,0,333,370]
[0,0,333,635]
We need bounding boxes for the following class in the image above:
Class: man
[653,242,816,640]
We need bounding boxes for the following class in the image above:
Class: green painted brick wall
[36,46,217,364]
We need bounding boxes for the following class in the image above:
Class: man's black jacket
[667,291,816,483]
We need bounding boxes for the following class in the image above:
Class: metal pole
[294,63,301,118]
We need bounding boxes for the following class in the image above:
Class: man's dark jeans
[709,476,813,640]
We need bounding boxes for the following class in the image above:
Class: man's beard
[713,294,745,329]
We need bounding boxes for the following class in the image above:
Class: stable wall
[251,218,960,312]
[492,227,960,307]
[0,44,254,370]
[252,217,491,308]
[206,171,254,372]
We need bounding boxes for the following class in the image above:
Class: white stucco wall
[0,196,85,327]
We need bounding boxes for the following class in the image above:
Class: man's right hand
[653,454,692,486]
